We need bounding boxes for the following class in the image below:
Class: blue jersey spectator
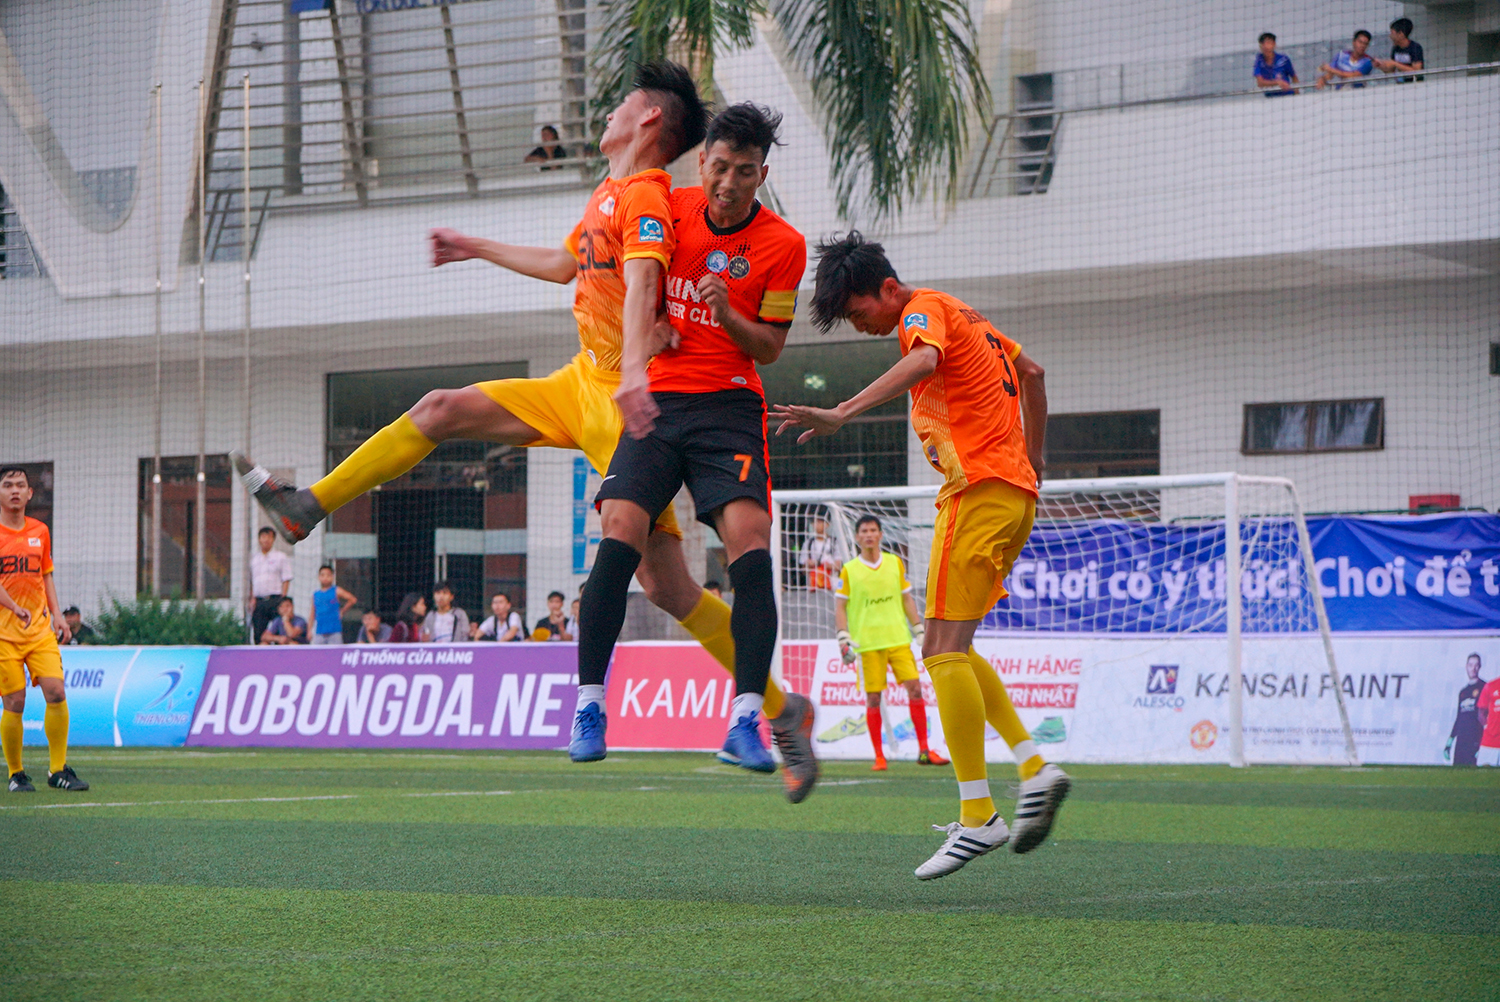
[310,564,357,644]
[1317,31,1374,90]
[1253,33,1298,96]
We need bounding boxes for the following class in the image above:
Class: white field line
[0,790,527,812]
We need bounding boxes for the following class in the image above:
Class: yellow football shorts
[0,629,64,695]
[859,645,919,692]
[927,478,1036,621]
[476,353,681,538]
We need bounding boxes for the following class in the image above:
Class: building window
[326,363,527,620]
[1044,410,1160,479]
[758,340,908,491]
[137,456,233,598]
[1490,343,1499,376]
[1242,399,1384,455]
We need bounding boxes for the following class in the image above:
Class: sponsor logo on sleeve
[638,217,664,243]
[903,312,928,330]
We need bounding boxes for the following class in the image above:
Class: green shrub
[90,594,249,647]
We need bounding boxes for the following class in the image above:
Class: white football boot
[914,812,1009,880]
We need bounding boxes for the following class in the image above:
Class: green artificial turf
[1,750,1495,1001]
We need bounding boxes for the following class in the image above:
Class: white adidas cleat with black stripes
[1009,763,1071,854]
[914,812,1009,880]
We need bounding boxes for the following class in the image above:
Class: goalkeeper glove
[910,620,925,647]
[836,630,856,665]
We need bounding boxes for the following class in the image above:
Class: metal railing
[965,59,1500,200]
[201,0,602,261]
[0,188,44,279]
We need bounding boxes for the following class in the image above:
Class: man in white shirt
[473,592,523,641]
[248,527,293,643]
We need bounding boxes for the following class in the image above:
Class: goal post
[772,473,1360,767]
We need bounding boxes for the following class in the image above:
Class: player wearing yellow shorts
[774,232,1070,878]
[232,63,790,771]
[835,513,948,771]
[0,467,88,793]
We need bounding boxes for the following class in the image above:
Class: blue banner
[983,513,1500,634]
[21,647,211,747]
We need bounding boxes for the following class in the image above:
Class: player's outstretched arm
[0,581,30,630]
[1015,350,1047,483]
[771,345,939,443]
[615,256,666,439]
[430,228,577,285]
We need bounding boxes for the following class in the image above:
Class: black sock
[577,537,641,688]
[727,549,777,697]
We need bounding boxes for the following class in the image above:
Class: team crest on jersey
[598,195,616,216]
[27,538,40,547]
[638,217,664,243]
[728,256,750,279]
[706,250,729,274]
[904,313,928,330]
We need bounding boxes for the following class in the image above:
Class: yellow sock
[679,590,784,719]
[44,700,69,774]
[0,709,21,775]
[968,647,1045,781]
[925,651,994,827]
[308,414,437,513]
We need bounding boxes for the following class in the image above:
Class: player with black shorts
[577,103,818,800]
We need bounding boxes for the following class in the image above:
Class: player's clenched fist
[430,227,479,267]
[695,273,731,325]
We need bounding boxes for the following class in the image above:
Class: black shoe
[47,765,89,791]
[230,450,327,544]
[8,770,35,792]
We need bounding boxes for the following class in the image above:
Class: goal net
[773,473,1359,767]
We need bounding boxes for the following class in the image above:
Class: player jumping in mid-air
[774,233,1070,878]
[0,467,88,793]
[231,64,811,790]
[580,103,818,801]
[835,514,948,771]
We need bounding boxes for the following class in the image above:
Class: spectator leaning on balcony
[1372,18,1424,83]
[525,125,568,166]
[1316,31,1374,90]
[1253,33,1299,95]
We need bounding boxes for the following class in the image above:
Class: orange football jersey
[649,188,806,396]
[897,289,1037,505]
[564,169,674,375]
[0,517,52,641]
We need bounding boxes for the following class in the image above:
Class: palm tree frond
[769,0,991,218]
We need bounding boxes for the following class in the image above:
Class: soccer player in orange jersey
[773,233,1070,876]
[582,104,819,800]
[0,467,88,792]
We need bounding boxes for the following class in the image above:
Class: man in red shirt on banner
[1477,673,1500,766]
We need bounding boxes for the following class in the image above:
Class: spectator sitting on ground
[355,609,391,644]
[532,590,572,641]
[525,125,568,164]
[422,580,470,643]
[473,592,523,642]
[261,597,308,645]
[1253,32,1298,95]
[389,592,426,643]
[1316,31,1374,89]
[1371,17,1424,81]
[62,607,95,645]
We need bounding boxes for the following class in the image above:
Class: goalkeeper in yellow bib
[835,514,948,771]
[774,232,1071,878]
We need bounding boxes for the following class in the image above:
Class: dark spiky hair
[704,103,784,162]
[810,232,900,333]
[633,60,708,163]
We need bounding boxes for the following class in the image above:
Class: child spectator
[422,581,470,643]
[1253,33,1298,95]
[1316,31,1374,89]
[474,593,523,641]
[389,593,427,643]
[310,564,358,645]
[1372,18,1424,82]
[356,609,391,644]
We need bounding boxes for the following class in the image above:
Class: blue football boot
[568,702,607,762]
[718,712,775,773]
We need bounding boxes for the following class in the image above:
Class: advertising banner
[22,646,211,747]
[187,644,579,749]
[983,513,1500,634]
[603,643,740,751]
